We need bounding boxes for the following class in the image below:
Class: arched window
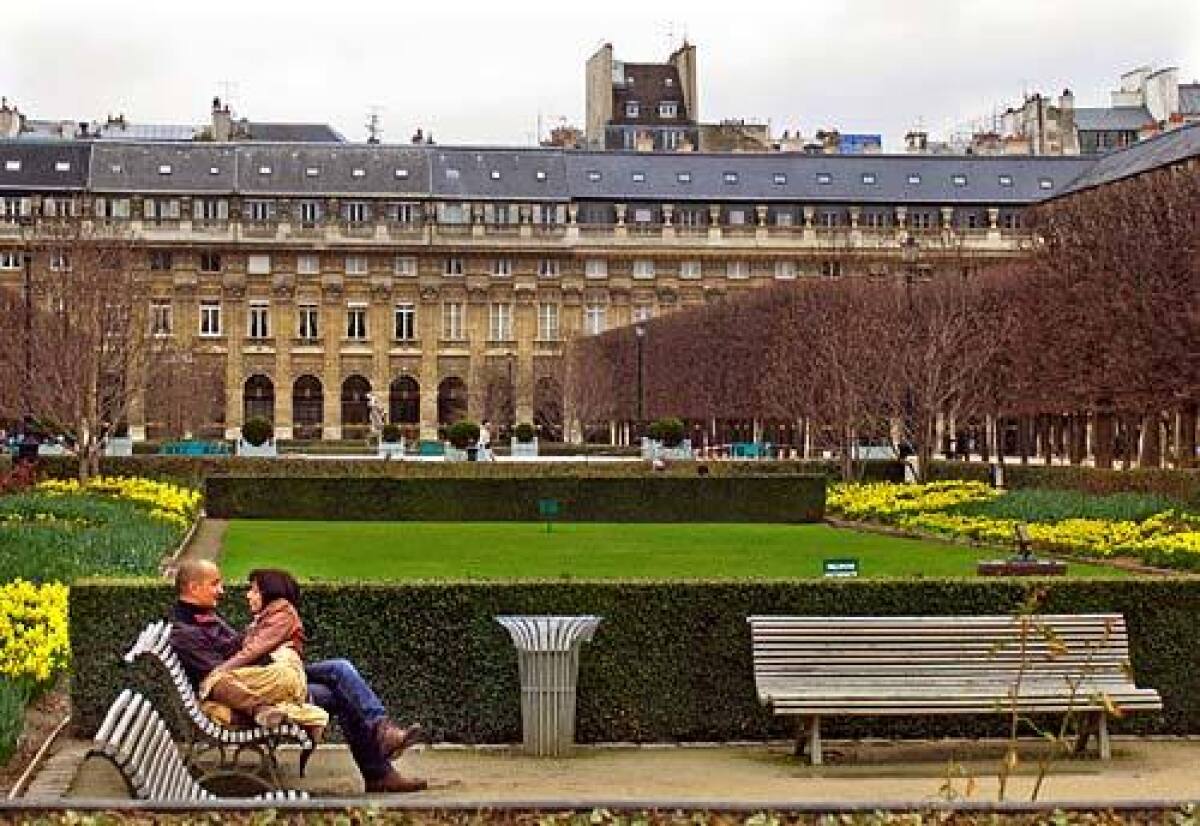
[341,375,372,436]
[292,375,323,439]
[389,375,420,424]
[437,377,468,425]
[534,376,562,441]
[243,374,274,424]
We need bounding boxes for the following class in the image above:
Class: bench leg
[793,719,807,759]
[1097,711,1111,760]
[1073,714,1093,756]
[809,716,823,766]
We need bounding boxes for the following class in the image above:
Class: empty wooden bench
[89,689,307,802]
[124,620,314,788]
[748,614,1163,765]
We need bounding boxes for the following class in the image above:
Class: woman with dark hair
[200,568,329,741]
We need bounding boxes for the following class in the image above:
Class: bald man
[170,560,427,794]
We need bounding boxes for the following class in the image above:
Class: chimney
[411,127,424,144]
[211,96,232,142]
[0,98,18,138]
[905,130,928,153]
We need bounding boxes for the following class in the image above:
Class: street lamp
[900,236,919,475]
[634,322,646,434]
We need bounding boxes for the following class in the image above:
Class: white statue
[366,392,385,434]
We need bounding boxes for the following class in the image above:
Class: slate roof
[0,141,91,190]
[563,151,1094,204]
[430,148,569,200]
[89,144,238,193]
[1180,84,1200,116]
[244,123,344,143]
[235,144,430,196]
[1074,107,1155,132]
[611,63,689,126]
[1058,121,1200,196]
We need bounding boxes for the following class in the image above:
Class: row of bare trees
[565,159,1199,476]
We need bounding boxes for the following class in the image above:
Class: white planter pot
[642,438,693,461]
[37,443,67,456]
[104,436,134,457]
[378,440,405,459]
[510,437,539,458]
[444,445,469,462]
[236,438,277,458]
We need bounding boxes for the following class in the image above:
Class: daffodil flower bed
[829,481,1200,571]
[36,476,201,529]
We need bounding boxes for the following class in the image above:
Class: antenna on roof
[217,80,239,114]
[366,106,383,144]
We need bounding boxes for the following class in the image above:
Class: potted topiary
[104,421,134,457]
[378,422,405,459]
[642,416,692,461]
[237,416,277,457]
[511,422,538,458]
[444,420,479,462]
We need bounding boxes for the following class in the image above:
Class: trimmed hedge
[205,475,827,522]
[930,461,1200,510]
[71,578,1200,743]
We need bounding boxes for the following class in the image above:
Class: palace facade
[0,137,1131,441]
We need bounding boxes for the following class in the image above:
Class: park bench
[748,614,1162,765]
[89,689,307,802]
[123,620,314,789]
[159,440,231,456]
[417,439,445,457]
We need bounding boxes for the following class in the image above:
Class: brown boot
[373,719,425,760]
[364,768,427,794]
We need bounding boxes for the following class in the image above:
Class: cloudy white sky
[6,0,1199,151]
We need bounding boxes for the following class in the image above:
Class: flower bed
[829,481,1200,571]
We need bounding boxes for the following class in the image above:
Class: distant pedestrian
[478,420,493,461]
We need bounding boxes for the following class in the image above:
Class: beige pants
[200,646,329,728]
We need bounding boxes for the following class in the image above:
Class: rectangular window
[676,208,703,227]
[392,202,420,225]
[537,259,560,278]
[632,259,655,279]
[246,200,276,222]
[346,306,368,339]
[247,254,271,275]
[0,252,20,270]
[775,260,797,280]
[680,260,702,279]
[199,301,222,337]
[343,201,371,224]
[298,304,319,340]
[394,256,418,277]
[96,197,131,219]
[727,209,746,226]
[585,259,607,279]
[489,302,513,341]
[149,251,173,271]
[442,302,465,340]
[49,251,70,271]
[299,200,323,226]
[726,260,750,279]
[774,210,795,227]
[659,102,677,118]
[633,304,653,323]
[492,258,512,277]
[247,301,270,339]
[633,207,654,224]
[911,213,933,230]
[150,300,172,337]
[297,254,320,275]
[484,203,514,225]
[199,252,221,273]
[144,198,180,222]
[863,212,886,228]
[345,255,369,276]
[394,303,416,341]
[818,212,839,228]
[820,260,843,278]
[537,302,559,342]
[42,197,74,218]
[444,257,464,276]
[194,199,228,221]
[625,101,640,118]
[532,203,565,225]
[437,202,468,224]
[584,304,607,335]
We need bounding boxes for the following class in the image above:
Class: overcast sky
[6,0,1199,151]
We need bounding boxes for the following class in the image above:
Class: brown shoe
[373,719,426,760]
[364,768,428,794]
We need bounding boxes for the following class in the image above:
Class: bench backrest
[749,614,1136,685]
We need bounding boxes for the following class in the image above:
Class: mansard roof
[1059,121,1200,196]
[90,144,238,193]
[0,141,90,190]
[430,147,569,201]
[234,145,430,196]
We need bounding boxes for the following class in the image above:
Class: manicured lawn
[220,521,1129,581]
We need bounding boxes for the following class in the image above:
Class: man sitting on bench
[170,560,427,793]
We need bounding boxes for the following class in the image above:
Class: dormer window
[259,166,272,175]
[490,170,501,180]
[998,174,1014,187]
[351,168,366,178]
[1039,178,1054,190]
[952,174,967,187]
[625,101,640,119]
[305,167,320,177]
[158,164,172,175]
[54,161,71,172]
[535,170,547,181]
[773,173,787,185]
[632,172,646,183]
[394,168,409,179]
[209,167,220,175]
[816,172,832,185]
[446,168,460,181]
[723,172,739,185]
[659,102,677,119]
[907,174,921,185]
[677,171,692,183]
[110,164,122,174]
[862,173,876,185]
[586,170,601,182]
[664,77,674,87]
[3,160,19,172]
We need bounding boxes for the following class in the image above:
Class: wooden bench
[123,620,314,789]
[748,614,1163,765]
[89,689,307,801]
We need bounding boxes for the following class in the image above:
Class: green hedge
[930,461,1200,509]
[205,475,827,522]
[70,578,1199,743]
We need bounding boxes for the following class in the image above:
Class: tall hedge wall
[71,578,1200,743]
[929,461,1200,508]
[205,475,827,522]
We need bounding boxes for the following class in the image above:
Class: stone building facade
[1,138,1104,441]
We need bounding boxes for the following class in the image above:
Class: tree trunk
[1138,410,1162,468]
[1176,404,1197,468]
[1093,409,1115,469]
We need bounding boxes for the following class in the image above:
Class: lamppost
[634,322,646,437]
[505,350,516,428]
[901,236,919,475]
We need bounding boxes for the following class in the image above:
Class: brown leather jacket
[219,598,306,671]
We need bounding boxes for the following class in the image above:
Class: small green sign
[823,558,859,578]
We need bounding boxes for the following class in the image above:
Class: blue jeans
[305,658,390,781]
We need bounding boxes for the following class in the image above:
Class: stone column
[466,287,488,422]
[418,286,440,439]
[320,280,343,440]
[273,276,295,440]
[222,278,246,441]
[370,277,393,422]
[514,286,536,424]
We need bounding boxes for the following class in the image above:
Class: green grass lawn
[220,521,1130,582]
